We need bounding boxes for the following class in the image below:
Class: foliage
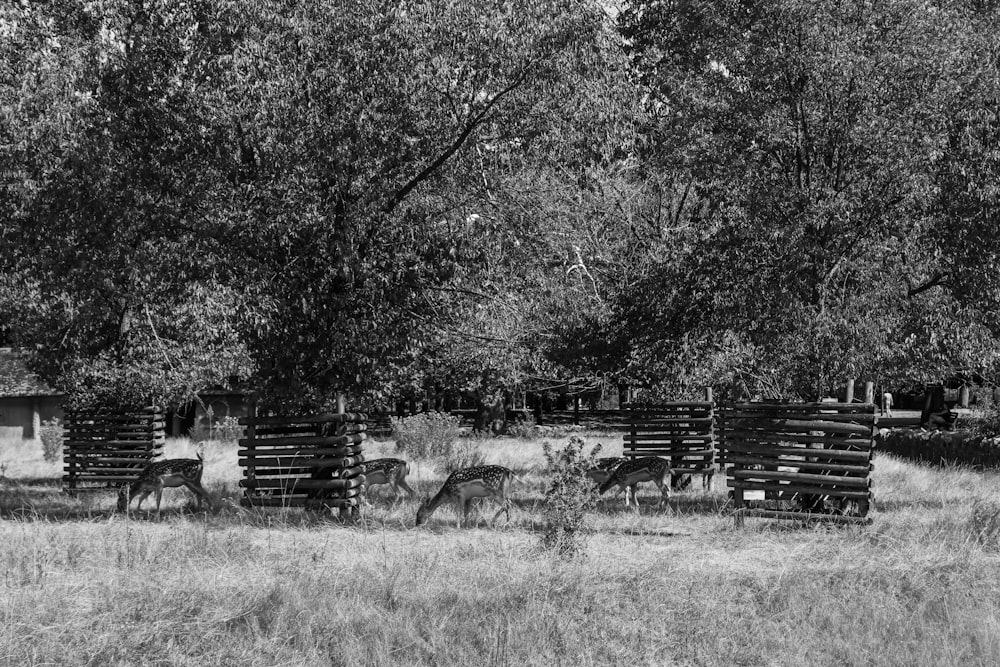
[616,0,1000,398]
[507,416,539,440]
[392,411,461,461]
[38,418,65,463]
[0,0,623,411]
[189,415,244,444]
[540,436,602,558]
[0,0,252,409]
[967,404,1000,440]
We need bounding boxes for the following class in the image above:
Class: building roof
[0,348,62,397]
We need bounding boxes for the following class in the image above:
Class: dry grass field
[2,430,1000,666]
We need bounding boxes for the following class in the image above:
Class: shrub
[436,441,488,476]
[540,436,602,558]
[392,411,461,461]
[39,417,65,463]
[190,415,244,443]
[968,402,1000,439]
[507,416,538,440]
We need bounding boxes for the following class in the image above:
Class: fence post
[960,385,970,409]
[844,379,855,403]
[864,381,874,405]
[336,394,346,415]
[704,387,713,403]
[574,396,580,426]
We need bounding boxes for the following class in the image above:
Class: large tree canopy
[2,0,999,410]
[1,0,628,409]
[616,0,1000,399]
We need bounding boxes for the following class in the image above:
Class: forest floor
[1,430,999,666]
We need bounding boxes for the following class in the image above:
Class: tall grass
[2,436,1000,665]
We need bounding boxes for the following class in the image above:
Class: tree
[1,0,252,408]
[1,0,632,411]
[617,0,1000,399]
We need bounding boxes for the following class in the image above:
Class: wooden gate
[63,406,165,492]
[623,402,716,489]
[719,402,876,524]
[238,408,367,511]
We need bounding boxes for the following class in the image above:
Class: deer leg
[134,488,153,512]
[397,478,416,499]
[657,482,670,510]
[459,498,469,528]
[154,484,164,516]
[182,480,210,511]
[626,484,639,509]
[490,499,511,524]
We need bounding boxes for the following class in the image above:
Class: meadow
[2,430,1000,666]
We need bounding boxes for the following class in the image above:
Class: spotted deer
[586,457,626,487]
[415,465,514,528]
[598,456,672,510]
[117,454,212,515]
[361,458,415,500]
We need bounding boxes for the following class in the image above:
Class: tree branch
[907,272,949,298]
[383,67,532,214]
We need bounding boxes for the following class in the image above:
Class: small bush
[540,437,602,558]
[436,441,487,476]
[39,418,65,463]
[392,411,461,461]
[968,403,1000,439]
[190,415,244,443]
[507,416,538,440]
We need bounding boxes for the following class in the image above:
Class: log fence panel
[623,402,717,489]
[720,402,876,525]
[238,407,368,511]
[63,406,165,492]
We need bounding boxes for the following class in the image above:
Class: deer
[117,454,213,515]
[586,456,626,487]
[360,458,415,500]
[415,465,514,528]
[597,456,672,510]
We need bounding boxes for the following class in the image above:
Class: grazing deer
[117,454,212,515]
[586,457,626,487]
[415,465,514,528]
[361,458,415,500]
[598,456,672,510]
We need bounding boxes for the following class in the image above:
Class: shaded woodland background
[2,0,1000,411]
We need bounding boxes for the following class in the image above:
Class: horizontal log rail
[237,433,365,448]
[623,448,714,458]
[732,469,871,487]
[238,444,364,458]
[722,454,871,475]
[727,479,870,499]
[724,411,876,424]
[239,412,367,426]
[237,455,365,469]
[723,432,872,449]
[239,497,359,508]
[240,477,366,491]
[725,419,874,437]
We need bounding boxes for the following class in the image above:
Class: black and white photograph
[2,0,1000,664]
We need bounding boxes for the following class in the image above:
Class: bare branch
[384,66,533,214]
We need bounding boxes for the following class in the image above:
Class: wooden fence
[719,402,876,525]
[238,408,367,512]
[623,402,716,488]
[63,406,165,492]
